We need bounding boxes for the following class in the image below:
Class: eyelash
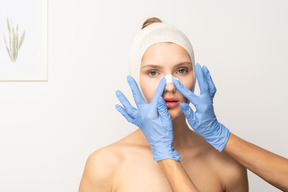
[148,68,188,77]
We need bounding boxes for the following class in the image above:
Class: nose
[164,82,176,93]
[164,74,177,93]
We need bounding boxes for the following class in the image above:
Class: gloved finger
[115,90,138,118]
[173,78,199,106]
[115,104,135,123]
[151,77,166,106]
[157,97,171,123]
[202,65,217,100]
[180,103,197,127]
[195,63,209,95]
[127,75,146,107]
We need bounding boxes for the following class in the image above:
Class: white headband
[128,22,196,96]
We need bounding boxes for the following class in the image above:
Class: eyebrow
[141,62,192,69]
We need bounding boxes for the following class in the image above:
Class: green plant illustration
[3,17,26,62]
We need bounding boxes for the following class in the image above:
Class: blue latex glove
[115,75,181,161]
[173,63,230,152]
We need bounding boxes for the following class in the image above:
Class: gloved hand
[173,63,230,152]
[115,75,181,161]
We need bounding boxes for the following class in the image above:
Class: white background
[0,0,287,191]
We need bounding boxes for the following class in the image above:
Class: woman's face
[140,42,194,120]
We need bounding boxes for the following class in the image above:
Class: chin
[168,106,183,120]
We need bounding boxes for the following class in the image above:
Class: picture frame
[0,0,48,81]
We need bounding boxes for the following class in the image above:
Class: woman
[79,17,248,192]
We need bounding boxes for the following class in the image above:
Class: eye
[148,70,159,77]
[176,68,188,74]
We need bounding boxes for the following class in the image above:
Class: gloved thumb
[157,97,171,122]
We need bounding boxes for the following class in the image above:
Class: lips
[164,98,179,102]
[164,97,180,109]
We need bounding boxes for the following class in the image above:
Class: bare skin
[153,132,288,192]
[79,115,248,192]
[224,133,288,191]
[157,159,199,192]
[79,42,248,191]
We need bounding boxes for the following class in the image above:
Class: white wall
[0,0,287,191]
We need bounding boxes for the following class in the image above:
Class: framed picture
[0,0,48,81]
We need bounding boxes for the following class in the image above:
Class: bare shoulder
[79,142,123,192]
[79,130,147,192]
[208,148,249,192]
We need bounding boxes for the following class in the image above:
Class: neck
[135,111,200,149]
[171,112,193,149]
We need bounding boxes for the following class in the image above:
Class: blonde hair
[141,17,162,29]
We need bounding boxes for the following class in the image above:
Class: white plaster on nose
[165,74,178,84]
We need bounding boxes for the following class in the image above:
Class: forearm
[224,133,288,191]
[157,159,199,192]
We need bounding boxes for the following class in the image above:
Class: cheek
[140,76,160,103]
[180,79,193,103]
[182,80,194,91]
[176,75,194,103]
[178,74,194,92]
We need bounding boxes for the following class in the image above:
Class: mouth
[164,98,180,109]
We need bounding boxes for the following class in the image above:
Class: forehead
[141,42,191,67]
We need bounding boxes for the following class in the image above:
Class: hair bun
[141,17,163,29]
